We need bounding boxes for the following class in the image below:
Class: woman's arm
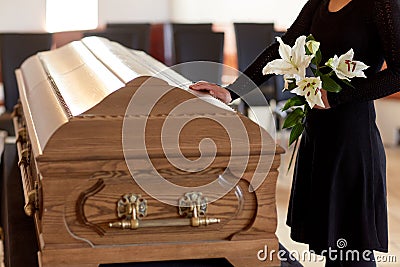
[190,0,321,103]
[327,0,400,107]
[227,0,322,100]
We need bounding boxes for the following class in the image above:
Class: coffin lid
[16,37,280,162]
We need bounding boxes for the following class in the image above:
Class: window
[46,0,98,32]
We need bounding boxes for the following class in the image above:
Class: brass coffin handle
[24,186,38,217]
[109,192,220,230]
[14,113,39,217]
[109,217,220,229]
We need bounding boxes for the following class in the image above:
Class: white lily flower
[326,49,369,81]
[291,77,325,109]
[262,36,314,81]
[306,40,320,56]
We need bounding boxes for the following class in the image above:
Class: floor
[275,133,400,267]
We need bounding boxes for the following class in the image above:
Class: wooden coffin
[13,37,283,267]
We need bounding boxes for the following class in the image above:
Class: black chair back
[0,33,53,112]
[174,32,224,63]
[84,24,151,52]
[164,23,213,65]
[106,23,151,52]
[172,23,213,34]
[234,23,275,72]
[173,31,224,84]
[234,24,293,104]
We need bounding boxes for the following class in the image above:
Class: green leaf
[314,68,323,77]
[305,35,315,56]
[306,34,315,42]
[282,108,304,129]
[289,123,305,146]
[321,74,342,93]
[310,67,317,76]
[287,137,300,173]
[287,80,297,91]
[282,96,306,111]
[305,46,311,55]
[311,49,322,66]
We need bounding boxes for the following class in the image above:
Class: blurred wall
[98,0,308,30]
[98,0,171,25]
[0,0,308,32]
[170,0,308,29]
[0,0,46,32]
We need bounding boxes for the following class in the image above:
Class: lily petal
[292,36,307,68]
[277,37,291,62]
[262,59,295,75]
[291,77,324,108]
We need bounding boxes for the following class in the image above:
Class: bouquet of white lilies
[263,35,368,168]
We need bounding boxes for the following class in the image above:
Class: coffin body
[13,37,283,267]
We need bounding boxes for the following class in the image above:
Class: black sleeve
[327,0,400,107]
[226,0,321,100]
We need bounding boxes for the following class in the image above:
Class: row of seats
[0,23,292,132]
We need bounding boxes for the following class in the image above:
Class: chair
[164,23,213,65]
[234,24,293,128]
[173,31,224,84]
[84,23,151,53]
[171,23,213,34]
[0,33,52,123]
[106,23,151,53]
[234,23,275,73]
[234,23,293,104]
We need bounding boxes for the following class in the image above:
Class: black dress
[228,0,400,254]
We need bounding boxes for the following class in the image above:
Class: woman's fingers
[212,88,232,104]
[189,81,217,91]
[189,81,232,104]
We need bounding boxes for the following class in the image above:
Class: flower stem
[287,137,300,174]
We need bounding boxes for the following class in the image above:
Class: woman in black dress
[190,0,400,266]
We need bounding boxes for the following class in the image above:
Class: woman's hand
[314,89,331,109]
[189,81,232,104]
